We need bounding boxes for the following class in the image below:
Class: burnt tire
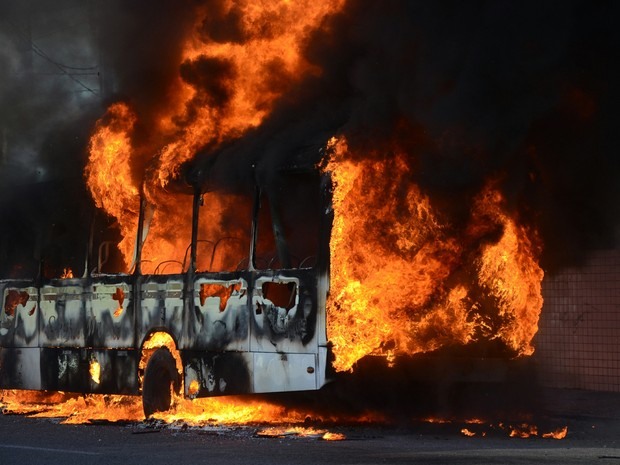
[142,347,180,418]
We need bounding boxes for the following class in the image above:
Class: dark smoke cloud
[96,0,199,170]
[180,57,235,110]
[1,0,619,275]
[338,0,620,271]
[0,1,100,181]
[203,0,620,272]
[0,0,104,276]
[0,0,198,275]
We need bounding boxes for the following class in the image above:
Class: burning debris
[255,426,346,441]
[460,422,568,440]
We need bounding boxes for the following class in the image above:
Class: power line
[1,18,100,96]
[31,44,99,95]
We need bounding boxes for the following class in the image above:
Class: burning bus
[0,152,334,417]
[0,131,546,419]
[0,0,563,422]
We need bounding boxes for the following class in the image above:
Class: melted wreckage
[0,165,334,417]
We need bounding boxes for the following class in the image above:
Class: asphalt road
[1,412,620,465]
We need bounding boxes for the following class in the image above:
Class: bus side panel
[181,350,252,398]
[38,277,135,350]
[87,278,135,349]
[0,281,39,348]
[250,270,319,354]
[0,347,41,390]
[40,347,139,395]
[183,274,250,352]
[137,275,184,347]
[39,281,87,348]
[180,350,324,398]
[253,352,318,393]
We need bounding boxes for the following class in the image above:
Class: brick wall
[534,249,620,392]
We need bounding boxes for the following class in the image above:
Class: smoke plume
[1,0,619,275]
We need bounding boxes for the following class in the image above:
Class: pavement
[1,387,620,465]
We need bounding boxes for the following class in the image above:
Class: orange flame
[85,1,346,271]
[5,2,547,426]
[325,136,544,371]
[509,423,538,438]
[542,426,568,439]
[0,389,379,427]
[256,427,346,440]
[457,421,567,439]
[60,268,74,279]
[85,102,140,266]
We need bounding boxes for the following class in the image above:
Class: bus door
[248,172,324,393]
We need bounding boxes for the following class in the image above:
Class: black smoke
[1,0,619,276]
[0,0,104,276]
[200,0,620,272]
[0,0,198,276]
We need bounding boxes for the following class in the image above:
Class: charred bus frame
[0,166,333,416]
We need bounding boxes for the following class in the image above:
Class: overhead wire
[1,17,100,96]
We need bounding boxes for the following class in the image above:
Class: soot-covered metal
[0,167,333,413]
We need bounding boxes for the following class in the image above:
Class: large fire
[325,136,543,371]
[1,1,547,428]
[86,0,346,273]
[84,0,544,370]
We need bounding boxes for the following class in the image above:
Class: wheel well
[138,330,183,394]
[142,346,181,418]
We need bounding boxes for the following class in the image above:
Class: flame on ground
[508,423,539,438]
[542,426,568,439]
[257,427,346,441]
[0,389,380,428]
[457,422,568,439]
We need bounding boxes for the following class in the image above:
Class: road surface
[1,409,619,465]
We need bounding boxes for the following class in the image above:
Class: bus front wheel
[142,347,180,418]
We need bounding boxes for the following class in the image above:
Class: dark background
[1,0,619,276]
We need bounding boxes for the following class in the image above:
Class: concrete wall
[535,249,620,392]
